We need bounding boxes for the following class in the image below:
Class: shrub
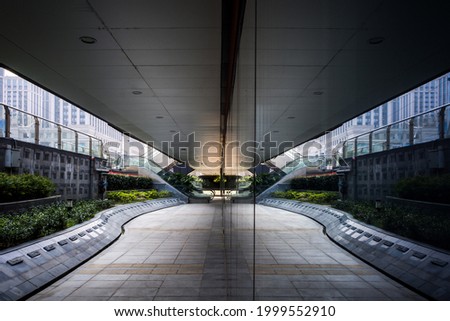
[106,189,172,204]
[163,173,195,194]
[106,174,153,191]
[0,173,56,202]
[333,200,450,251]
[0,199,113,250]
[271,190,339,205]
[290,175,338,191]
[394,174,450,204]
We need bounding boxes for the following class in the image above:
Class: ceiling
[1,0,450,174]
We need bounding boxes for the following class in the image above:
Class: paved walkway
[30,202,423,300]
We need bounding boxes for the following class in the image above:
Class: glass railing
[372,127,388,153]
[390,119,410,150]
[445,107,450,139]
[278,155,307,175]
[343,103,449,158]
[344,138,355,158]
[356,133,370,156]
[0,103,103,157]
[413,110,439,144]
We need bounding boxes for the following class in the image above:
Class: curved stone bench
[259,197,450,300]
[0,198,185,300]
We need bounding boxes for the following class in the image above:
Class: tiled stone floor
[30,202,423,301]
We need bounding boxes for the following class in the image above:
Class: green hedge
[395,174,450,204]
[106,174,153,191]
[0,173,56,203]
[272,190,339,205]
[163,173,195,194]
[0,200,113,250]
[290,175,338,191]
[334,200,450,251]
[107,189,171,203]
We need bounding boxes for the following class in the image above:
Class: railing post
[57,125,62,149]
[354,137,358,157]
[4,105,11,138]
[89,137,93,157]
[74,131,78,153]
[409,118,414,145]
[386,125,391,150]
[368,132,373,154]
[439,107,445,139]
[34,117,40,145]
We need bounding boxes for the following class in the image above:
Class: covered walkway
[30,203,422,301]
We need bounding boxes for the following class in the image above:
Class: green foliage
[213,176,226,183]
[333,200,450,251]
[255,173,280,187]
[106,174,153,191]
[0,173,56,203]
[0,199,113,250]
[394,174,450,204]
[163,173,195,194]
[290,175,339,191]
[272,190,339,205]
[252,173,282,194]
[107,189,171,204]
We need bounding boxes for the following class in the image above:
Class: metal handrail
[344,102,449,144]
[1,102,103,144]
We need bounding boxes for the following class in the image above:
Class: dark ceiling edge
[220,0,247,149]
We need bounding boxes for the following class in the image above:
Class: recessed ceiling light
[313,91,324,96]
[132,90,142,95]
[156,116,164,119]
[79,36,97,44]
[287,116,295,119]
[368,37,385,45]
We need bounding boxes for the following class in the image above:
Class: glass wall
[223,0,256,299]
